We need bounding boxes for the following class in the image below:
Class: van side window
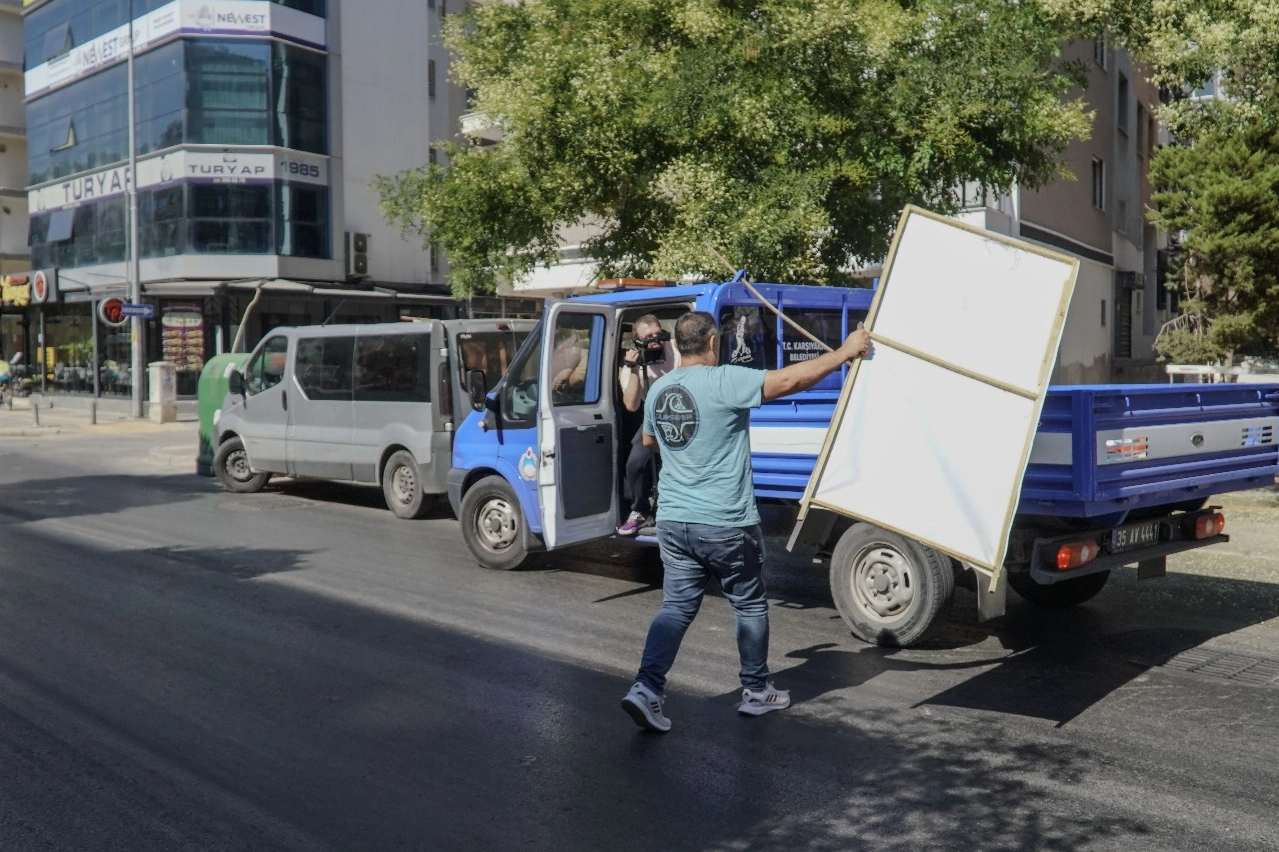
[354,333,431,402]
[296,336,355,400]
[718,307,778,369]
[549,313,603,406]
[244,335,289,395]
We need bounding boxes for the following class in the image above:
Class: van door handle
[282,390,288,411]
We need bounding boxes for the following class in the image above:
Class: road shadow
[0,523,1161,852]
[126,544,313,580]
[0,474,211,523]
[267,478,455,520]
[919,570,1279,726]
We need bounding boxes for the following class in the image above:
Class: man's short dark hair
[675,311,718,357]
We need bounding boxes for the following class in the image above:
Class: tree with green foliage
[1148,120,1279,362]
[377,0,1093,296]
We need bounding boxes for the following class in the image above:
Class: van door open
[537,302,619,549]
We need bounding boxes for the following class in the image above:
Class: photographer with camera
[617,315,678,536]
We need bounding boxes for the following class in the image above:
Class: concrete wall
[0,4,26,271]
[1053,257,1112,384]
[336,0,460,289]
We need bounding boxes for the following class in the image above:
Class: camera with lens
[631,329,671,365]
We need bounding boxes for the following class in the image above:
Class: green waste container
[197,353,249,476]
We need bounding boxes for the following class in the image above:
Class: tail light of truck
[1056,540,1100,570]
[1194,512,1226,539]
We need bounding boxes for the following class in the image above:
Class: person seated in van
[550,328,583,396]
[617,315,679,536]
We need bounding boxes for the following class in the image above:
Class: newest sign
[30,150,329,213]
[26,0,327,98]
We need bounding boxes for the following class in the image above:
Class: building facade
[9,0,474,397]
[960,37,1171,383]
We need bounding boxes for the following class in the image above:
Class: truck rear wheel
[213,437,270,494]
[459,475,535,571]
[382,450,430,519]
[1007,569,1110,607]
[829,524,955,647]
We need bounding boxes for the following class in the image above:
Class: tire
[382,450,429,519]
[1007,569,1110,607]
[213,437,270,493]
[829,524,955,647]
[459,475,535,571]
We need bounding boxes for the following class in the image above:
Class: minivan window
[296,335,355,400]
[245,334,289,394]
[457,329,529,391]
[354,333,431,402]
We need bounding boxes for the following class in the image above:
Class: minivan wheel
[213,437,269,493]
[382,450,429,519]
[459,475,534,571]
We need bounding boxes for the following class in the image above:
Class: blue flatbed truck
[448,279,1279,646]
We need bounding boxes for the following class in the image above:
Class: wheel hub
[476,497,517,551]
[391,465,415,504]
[228,451,252,482]
[852,545,915,621]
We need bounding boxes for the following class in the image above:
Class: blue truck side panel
[1020,384,1279,517]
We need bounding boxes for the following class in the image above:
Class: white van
[213,319,534,518]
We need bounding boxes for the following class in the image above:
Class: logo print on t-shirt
[653,386,699,451]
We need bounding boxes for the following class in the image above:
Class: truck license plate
[1111,520,1161,552]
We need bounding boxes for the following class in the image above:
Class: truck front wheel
[1007,569,1110,607]
[459,475,535,571]
[829,524,955,647]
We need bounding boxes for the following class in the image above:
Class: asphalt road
[3,420,1279,851]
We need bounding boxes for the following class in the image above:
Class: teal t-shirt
[643,364,766,526]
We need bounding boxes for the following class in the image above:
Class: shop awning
[136,278,456,304]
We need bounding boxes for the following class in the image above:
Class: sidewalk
[0,393,198,439]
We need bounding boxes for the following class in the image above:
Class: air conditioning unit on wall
[345,231,370,279]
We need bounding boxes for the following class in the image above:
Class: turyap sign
[26,0,326,98]
[30,150,329,213]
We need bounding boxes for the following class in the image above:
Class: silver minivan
[213,319,534,518]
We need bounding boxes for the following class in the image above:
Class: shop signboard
[30,270,57,305]
[0,274,30,308]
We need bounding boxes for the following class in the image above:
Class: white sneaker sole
[622,696,671,732]
[738,699,790,716]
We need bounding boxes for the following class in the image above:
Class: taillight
[1194,512,1226,539]
[1057,541,1099,570]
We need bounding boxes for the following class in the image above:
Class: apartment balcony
[460,110,504,145]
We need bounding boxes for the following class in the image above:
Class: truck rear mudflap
[1024,506,1229,586]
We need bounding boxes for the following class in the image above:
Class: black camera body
[632,330,671,365]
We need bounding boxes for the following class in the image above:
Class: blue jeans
[636,522,771,694]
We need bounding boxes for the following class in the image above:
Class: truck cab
[447,279,876,569]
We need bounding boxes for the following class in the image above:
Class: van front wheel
[460,475,534,571]
[213,437,269,493]
[382,450,429,519]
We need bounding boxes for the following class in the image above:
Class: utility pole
[126,14,143,418]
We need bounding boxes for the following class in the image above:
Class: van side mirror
[228,369,245,396]
[466,369,488,412]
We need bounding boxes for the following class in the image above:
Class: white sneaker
[738,682,791,716]
[622,682,671,732]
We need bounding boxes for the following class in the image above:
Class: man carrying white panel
[621,311,871,732]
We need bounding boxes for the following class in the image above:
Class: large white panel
[811,344,1038,567]
[872,214,1076,395]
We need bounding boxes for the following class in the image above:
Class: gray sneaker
[738,682,791,716]
[622,681,671,732]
